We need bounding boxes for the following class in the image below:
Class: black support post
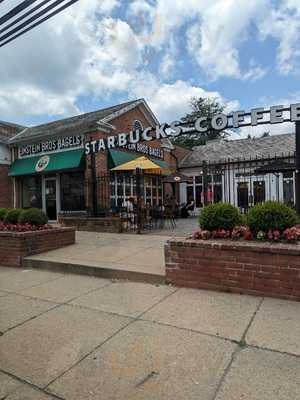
[136,167,142,234]
[296,122,300,215]
[203,161,208,206]
[91,151,98,217]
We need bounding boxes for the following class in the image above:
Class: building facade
[0,121,25,208]
[6,99,184,220]
[179,134,296,212]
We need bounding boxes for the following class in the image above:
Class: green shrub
[0,208,8,221]
[199,203,242,231]
[19,208,48,225]
[5,208,22,224]
[247,201,298,233]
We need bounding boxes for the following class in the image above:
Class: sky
[0,0,300,139]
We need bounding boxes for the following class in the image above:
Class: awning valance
[8,149,84,177]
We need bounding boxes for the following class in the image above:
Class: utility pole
[295,122,300,215]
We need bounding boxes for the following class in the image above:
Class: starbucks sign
[85,103,300,155]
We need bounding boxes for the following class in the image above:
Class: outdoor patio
[0,267,299,399]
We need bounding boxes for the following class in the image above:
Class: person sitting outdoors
[123,197,135,228]
[181,197,195,218]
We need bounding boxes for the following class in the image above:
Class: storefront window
[195,185,202,207]
[109,173,162,207]
[253,181,265,204]
[186,186,194,204]
[237,182,249,211]
[213,185,222,203]
[22,176,42,209]
[283,172,294,206]
[60,172,85,211]
[213,174,222,203]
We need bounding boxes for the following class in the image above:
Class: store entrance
[45,177,57,221]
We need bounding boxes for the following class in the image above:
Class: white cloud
[186,0,271,80]
[129,76,239,122]
[242,60,268,82]
[1,0,299,123]
[0,86,78,118]
[0,0,131,119]
[259,1,300,75]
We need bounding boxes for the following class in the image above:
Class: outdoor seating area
[116,205,177,232]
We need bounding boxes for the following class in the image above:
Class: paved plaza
[23,218,199,282]
[0,266,299,399]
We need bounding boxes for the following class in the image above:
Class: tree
[171,97,228,149]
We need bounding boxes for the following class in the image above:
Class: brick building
[0,121,25,208]
[7,99,187,220]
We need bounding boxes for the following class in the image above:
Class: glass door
[45,177,57,220]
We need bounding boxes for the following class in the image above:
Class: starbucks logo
[35,155,50,172]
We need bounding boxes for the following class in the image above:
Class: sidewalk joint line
[0,368,66,400]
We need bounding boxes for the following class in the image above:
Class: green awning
[108,149,169,170]
[108,149,138,169]
[9,149,84,177]
[152,159,168,169]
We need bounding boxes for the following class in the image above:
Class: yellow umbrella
[111,156,162,174]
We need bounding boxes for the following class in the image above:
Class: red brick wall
[0,164,12,208]
[165,239,300,301]
[0,227,75,268]
[84,105,169,209]
[59,215,122,233]
[172,145,191,164]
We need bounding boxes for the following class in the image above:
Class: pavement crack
[239,297,264,347]
[135,371,159,388]
[211,344,241,400]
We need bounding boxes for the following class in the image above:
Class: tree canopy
[171,97,228,149]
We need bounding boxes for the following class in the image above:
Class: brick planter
[165,238,300,301]
[58,215,122,233]
[0,227,75,268]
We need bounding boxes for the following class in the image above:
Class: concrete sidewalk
[0,267,299,399]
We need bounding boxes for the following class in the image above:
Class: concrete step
[23,257,165,285]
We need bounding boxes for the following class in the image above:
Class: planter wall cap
[167,238,300,256]
[0,227,75,238]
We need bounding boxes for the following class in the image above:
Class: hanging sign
[85,103,300,155]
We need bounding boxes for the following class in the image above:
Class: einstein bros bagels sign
[19,135,84,159]
[85,103,300,155]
